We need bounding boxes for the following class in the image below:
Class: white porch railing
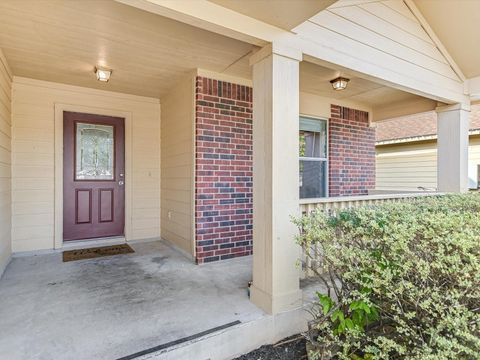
[299,192,443,215]
[299,192,444,278]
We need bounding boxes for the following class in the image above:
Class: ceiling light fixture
[95,67,112,82]
[330,76,350,91]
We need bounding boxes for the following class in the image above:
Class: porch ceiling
[0,0,255,98]
[0,0,430,111]
[300,61,426,108]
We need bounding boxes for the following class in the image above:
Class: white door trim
[54,104,133,249]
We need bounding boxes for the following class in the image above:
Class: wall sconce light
[330,76,350,91]
[95,67,112,82]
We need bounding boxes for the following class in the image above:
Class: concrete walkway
[0,241,264,360]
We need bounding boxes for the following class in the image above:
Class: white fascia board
[300,37,468,105]
[115,0,287,46]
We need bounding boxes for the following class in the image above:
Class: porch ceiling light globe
[95,67,112,82]
[330,76,349,91]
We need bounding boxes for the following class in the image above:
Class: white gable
[293,0,465,103]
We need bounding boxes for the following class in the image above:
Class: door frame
[54,104,133,249]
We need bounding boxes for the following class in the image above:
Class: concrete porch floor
[0,240,319,360]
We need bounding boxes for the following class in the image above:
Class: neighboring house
[376,104,480,192]
[0,0,479,358]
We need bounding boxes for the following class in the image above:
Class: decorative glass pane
[76,123,114,180]
[299,160,326,199]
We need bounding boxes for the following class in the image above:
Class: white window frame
[299,115,329,198]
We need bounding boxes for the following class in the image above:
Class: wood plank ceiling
[0,0,427,108]
[0,0,254,98]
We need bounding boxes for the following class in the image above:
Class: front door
[63,111,125,241]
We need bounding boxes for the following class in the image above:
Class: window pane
[299,118,327,158]
[299,160,326,198]
[76,123,114,180]
[300,130,325,158]
[300,117,325,132]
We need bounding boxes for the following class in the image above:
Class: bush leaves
[295,194,480,360]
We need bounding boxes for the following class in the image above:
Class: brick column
[195,77,253,263]
[329,105,375,196]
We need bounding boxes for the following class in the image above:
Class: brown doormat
[63,244,134,262]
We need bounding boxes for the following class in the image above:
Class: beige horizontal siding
[0,49,11,275]
[376,141,437,191]
[376,138,480,191]
[467,138,480,188]
[295,0,463,103]
[160,76,194,257]
[12,78,161,252]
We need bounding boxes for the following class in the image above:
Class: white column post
[249,44,303,315]
[436,103,470,193]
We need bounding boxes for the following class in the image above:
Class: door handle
[118,180,124,186]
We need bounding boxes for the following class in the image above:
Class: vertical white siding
[0,50,12,275]
[376,138,480,191]
[160,76,195,257]
[12,78,161,252]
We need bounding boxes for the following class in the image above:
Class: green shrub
[294,194,480,360]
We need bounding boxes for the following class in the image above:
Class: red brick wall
[194,87,375,263]
[329,105,375,196]
[195,77,253,264]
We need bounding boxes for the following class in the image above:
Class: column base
[250,285,303,315]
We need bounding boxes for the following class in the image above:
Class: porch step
[128,308,309,360]
[117,321,241,360]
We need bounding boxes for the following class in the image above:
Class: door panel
[63,111,125,241]
[99,189,114,223]
[75,189,92,224]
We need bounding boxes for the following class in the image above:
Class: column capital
[249,42,302,66]
[436,102,470,113]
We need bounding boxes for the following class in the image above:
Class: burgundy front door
[63,111,125,241]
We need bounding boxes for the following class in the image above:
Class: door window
[75,123,114,180]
